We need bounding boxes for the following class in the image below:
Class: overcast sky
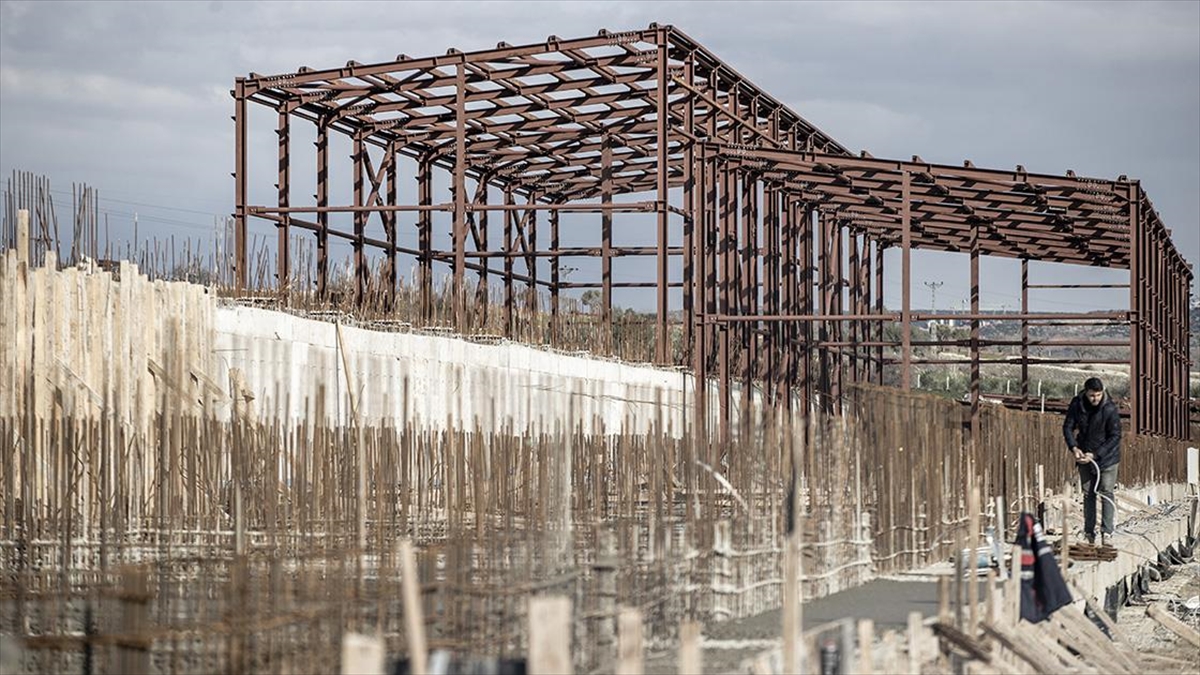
[1,0,1197,314]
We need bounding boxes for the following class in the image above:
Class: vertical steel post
[719,163,734,444]
[550,203,560,345]
[801,204,814,411]
[233,78,248,291]
[1128,185,1141,434]
[875,240,884,385]
[316,119,329,299]
[475,176,489,327]
[849,230,860,387]
[682,52,696,366]
[860,234,871,385]
[602,137,614,354]
[385,142,398,310]
[526,191,538,322]
[901,170,912,391]
[353,132,366,306]
[692,147,708,455]
[453,62,467,332]
[780,193,794,402]
[656,28,670,364]
[1020,259,1029,411]
[276,106,290,296]
[742,173,757,424]
[418,154,432,323]
[504,187,515,337]
[970,221,981,443]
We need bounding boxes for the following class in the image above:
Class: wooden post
[616,607,644,675]
[16,209,29,267]
[858,618,875,675]
[399,539,427,675]
[1008,544,1021,624]
[968,485,980,635]
[1060,510,1070,576]
[118,566,150,675]
[678,620,702,675]
[341,633,385,675]
[905,612,922,675]
[840,618,856,675]
[783,532,800,675]
[937,576,951,625]
[994,495,1006,547]
[529,596,573,675]
[595,529,618,655]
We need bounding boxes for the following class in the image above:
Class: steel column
[417,154,432,324]
[233,77,247,291]
[970,221,981,442]
[453,62,468,332]
[901,170,912,391]
[315,119,328,299]
[655,28,670,364]
[1020,258,1029,411]
[352,131,366,306]
[276,106,290,296]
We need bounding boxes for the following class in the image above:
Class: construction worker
[1061,377,1121,546]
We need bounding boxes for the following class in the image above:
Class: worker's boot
[1100,532,1111,548]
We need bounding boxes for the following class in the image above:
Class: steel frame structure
[232,24,1194,441]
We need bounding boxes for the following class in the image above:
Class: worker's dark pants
[1078,462,1118,538]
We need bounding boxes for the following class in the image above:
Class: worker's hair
[1083,377,1104,392]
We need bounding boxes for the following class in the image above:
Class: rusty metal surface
[232,24,1194,441]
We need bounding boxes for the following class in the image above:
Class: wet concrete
[705,577,992,640]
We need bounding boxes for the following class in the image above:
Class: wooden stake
[341,633,385,675]
[529,596,572,675]
[1060,510,1069,576]
[399,538,427,675]
[616,607,643,675]
[968,484,980,635]
[678,620,702,675]
[905,612,921,675]
[1007,544,1021,625]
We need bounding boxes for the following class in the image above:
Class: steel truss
[233,24,1193,441]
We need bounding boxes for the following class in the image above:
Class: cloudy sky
[1,0,1197,313]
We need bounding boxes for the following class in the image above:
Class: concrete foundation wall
[3,253,736,434]
[214,305,695,434]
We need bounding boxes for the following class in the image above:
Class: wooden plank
[529,595,572,675]
[932,621,990,662]
[1146,603,1200,649]
[979,622,1057,675]
[1051,607,1136,674]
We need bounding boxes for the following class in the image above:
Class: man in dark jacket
[1062,377,1121,546]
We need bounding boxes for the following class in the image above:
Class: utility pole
[924,281,944,342]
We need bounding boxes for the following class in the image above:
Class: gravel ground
[1114,557,1200,674]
